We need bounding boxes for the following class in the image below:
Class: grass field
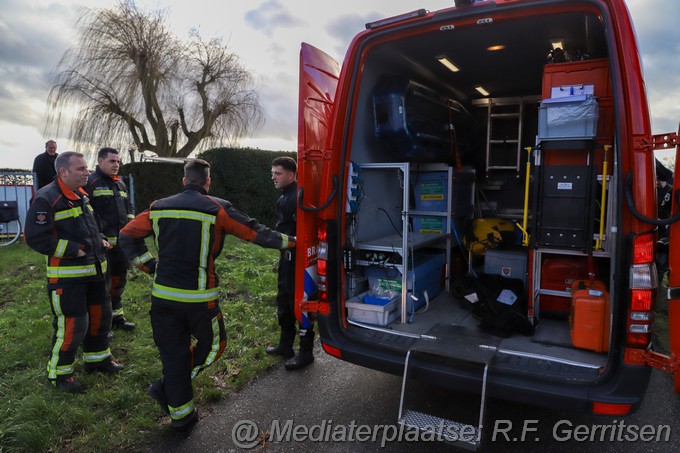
[0,237,283,452]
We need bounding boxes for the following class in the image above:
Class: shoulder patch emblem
[36,212,48,225]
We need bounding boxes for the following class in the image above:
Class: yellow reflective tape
[152,283,219,303]
[119,191,128,198]
[132,251,153,266]
[54,239,68,258]
[168,400,195,420]
[47,290,65,380]
[46,264,98,278]
[54,207,83,221]
[191,315,222,379]
[150,210,216,224]
[83,349,112,363]
[107,236,118,246]
[127,214,135,219]
[92,189,114,197]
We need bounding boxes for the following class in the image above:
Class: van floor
[377,290,608,370]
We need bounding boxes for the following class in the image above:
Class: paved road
[153,342,679,452]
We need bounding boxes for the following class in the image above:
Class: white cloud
[0,0,676,170]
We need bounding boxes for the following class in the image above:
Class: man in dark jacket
[120,158,295,431]
[85,148,136,330]
[265,157,314,370]
[25,151,122,393]
[32,140,58,190]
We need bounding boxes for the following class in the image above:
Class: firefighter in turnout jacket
[120,159,295,431]
[85,148,136,330]
[266,157,314,370]
[25,152,123,393]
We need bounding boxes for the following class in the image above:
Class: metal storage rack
[529,142,616,323]
[355,162,452,323]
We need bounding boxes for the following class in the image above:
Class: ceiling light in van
[475,85,490,96]
[437,56,460,72]
[551,39,564,50]
[487,45,505,51]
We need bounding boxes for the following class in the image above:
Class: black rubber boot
[265,325,295,358]
[147,378,170,414]
[285,328,314,371]
[112,316,136,331]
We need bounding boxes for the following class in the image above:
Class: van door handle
[298,175,338,212]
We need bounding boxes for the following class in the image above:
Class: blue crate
[366,253,446,311]
[413,172,448,211]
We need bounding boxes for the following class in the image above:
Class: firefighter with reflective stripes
[119,159,295,431]
[25,151,123,393]
[85,148,136,330]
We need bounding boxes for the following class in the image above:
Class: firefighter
[119,158,295,431]
[25,151,123,393]
[265,157,314,370]
[85,147,136,330]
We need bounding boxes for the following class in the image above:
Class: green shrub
[120,148,296,228]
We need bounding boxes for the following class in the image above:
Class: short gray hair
[55,151,84,172]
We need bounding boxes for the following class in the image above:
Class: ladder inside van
[397,326,499,450]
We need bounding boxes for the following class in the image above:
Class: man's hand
[102,239,112,249]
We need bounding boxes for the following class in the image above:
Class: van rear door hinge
[626,348,679,375]
[633,132,678,151]
[300,300,330,315]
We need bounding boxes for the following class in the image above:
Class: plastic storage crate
[538,95,598,140]
[346,293,400,326]
[483,249,528,285]
[365,253,446,309]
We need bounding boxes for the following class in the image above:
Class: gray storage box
[538,95,598,140]
[346,292,400,326]
[484,249,528,285]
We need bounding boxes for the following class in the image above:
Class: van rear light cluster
[317,223,329,301]
[626,233,658,348]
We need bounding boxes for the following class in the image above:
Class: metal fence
[0,172,136,232]
[0,172,34,232]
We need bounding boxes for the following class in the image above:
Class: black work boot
[284,350,314,370]
[50,377,84,394]
[147,378,170,414]
[85,359,124,374]
[172,409,199,431]
[285,328,314,370]
[112,316,136,331]
[265,325,295,358]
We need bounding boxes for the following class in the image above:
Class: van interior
[341,8,618,381]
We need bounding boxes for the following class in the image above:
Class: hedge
[120,147,297,228]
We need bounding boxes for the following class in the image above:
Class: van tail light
[317,223,329,302]
[626,233,658,348]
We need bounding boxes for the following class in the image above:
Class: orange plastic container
[542,58,612,99]
[569,279,610,352]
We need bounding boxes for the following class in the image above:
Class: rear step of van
[398,327,498,450]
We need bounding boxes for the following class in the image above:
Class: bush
[120,148,297,228]
[199,147,297,227]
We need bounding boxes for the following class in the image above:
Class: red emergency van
[294,0,679,448]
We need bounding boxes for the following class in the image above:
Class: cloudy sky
[0,0,677,169]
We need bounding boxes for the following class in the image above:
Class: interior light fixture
[551,39,564,50]
[437,56,460,72]
[487,44,505,51]
[475,85,490,96]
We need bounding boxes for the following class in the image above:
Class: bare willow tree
[46,0,263,160]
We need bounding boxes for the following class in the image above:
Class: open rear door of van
[294,43,340,329]
[666,127,680,393]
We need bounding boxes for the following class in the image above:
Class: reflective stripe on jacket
[120,184,295,303]
[85,167,134,244]
[25,178,108,283]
